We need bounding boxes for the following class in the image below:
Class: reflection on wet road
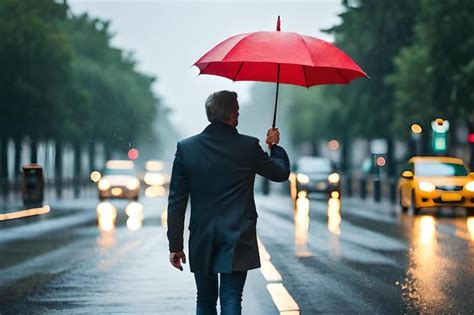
[256,194,474,313]
[294,193,311,257]
[327,197,341,236]
[294,195,343,257]
[96,201,144,232]
[2,188,474,313]
[400,214,474,313]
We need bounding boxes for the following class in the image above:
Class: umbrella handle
[271,64,281,129]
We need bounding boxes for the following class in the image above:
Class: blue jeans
[194,271,248,315]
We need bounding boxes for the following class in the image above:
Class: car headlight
[328,173,340,184]
[419,181,436,192]
[144,173,166,186]
[466,181,474,192]
[126,178,140,190]
[296,173,309,184]
[98,179,110,191]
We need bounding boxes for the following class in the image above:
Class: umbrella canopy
[193,17,368,128]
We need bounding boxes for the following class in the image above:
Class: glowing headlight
[90,171,101,183]
[144,173,166,186]
[296,173,310,184]
[98,179,110,191]
[465,181,474,192]
[126,178,140,190]
[419,181,436,192]
[328,173,340,184]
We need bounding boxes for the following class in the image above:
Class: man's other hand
[170,250,186,271]
[266,128,280,149]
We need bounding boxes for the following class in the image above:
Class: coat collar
[202,122,238,134]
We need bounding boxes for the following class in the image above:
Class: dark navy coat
[167,122,290,274]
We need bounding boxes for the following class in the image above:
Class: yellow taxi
[399,156,474,214]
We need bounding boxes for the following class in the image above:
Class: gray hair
[205,90,238,123]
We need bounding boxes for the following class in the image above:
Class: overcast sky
[68,0,344,138]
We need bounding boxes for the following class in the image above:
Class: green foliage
[0,0,160,151]
[389,0,474,133]
[324,0,419,139]
[276,0,420,148]
[0,0,72,139]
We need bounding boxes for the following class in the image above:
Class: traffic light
[128,148,139,160]
[431,118,449,154]
[468,133,474,143]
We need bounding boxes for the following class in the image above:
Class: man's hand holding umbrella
[266,128,280,149]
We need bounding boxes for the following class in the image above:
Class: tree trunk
[54,141,63,199]
[104,143,112,161]
[14,138,22,179]
[386,137,395,177]
[448,122,457,157]
[30,138,38,163]
[88,141,96,171]
[0,137,8,181]
[341,138,350,174]
[73,142,82,199]
[55,141,63,181]
[73,142,82,180]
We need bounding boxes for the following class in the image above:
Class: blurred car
[97,160,140,201]
[143,160,169,198]
[398,156,474,215]
[144,160,168,187]
[291,156,340,200]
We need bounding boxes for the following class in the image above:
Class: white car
[97,160,140,201]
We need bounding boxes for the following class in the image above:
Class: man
[167,90,290,315]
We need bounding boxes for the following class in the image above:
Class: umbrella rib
[232,62,244,81]
[337,68,349,84]
[302,65,310,88]
[297,34,317,67]
[199,62,211,75]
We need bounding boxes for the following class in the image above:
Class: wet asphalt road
[0,191,276,314]
[1,190,473,314]
[256,194,474,314]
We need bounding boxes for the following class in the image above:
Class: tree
[0,0,72,176]
[0,0,162,181]
[276,0,419,174]
[389,0,474,168]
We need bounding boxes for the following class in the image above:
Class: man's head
[205,90,240,128]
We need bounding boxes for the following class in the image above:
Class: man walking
[167,90,290,315]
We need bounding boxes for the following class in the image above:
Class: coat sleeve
[167,142,189,252]
[255,141,290,182]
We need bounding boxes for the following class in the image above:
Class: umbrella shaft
[272,64,281,129]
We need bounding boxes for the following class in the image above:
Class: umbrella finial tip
[277,16,281,31]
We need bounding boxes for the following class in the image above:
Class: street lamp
[410,123,423,156]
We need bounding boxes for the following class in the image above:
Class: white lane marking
[258,237,300,314]
[266,283,300,314]
[260,260,282,282]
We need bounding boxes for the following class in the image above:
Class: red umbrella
[194,16,368,128]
